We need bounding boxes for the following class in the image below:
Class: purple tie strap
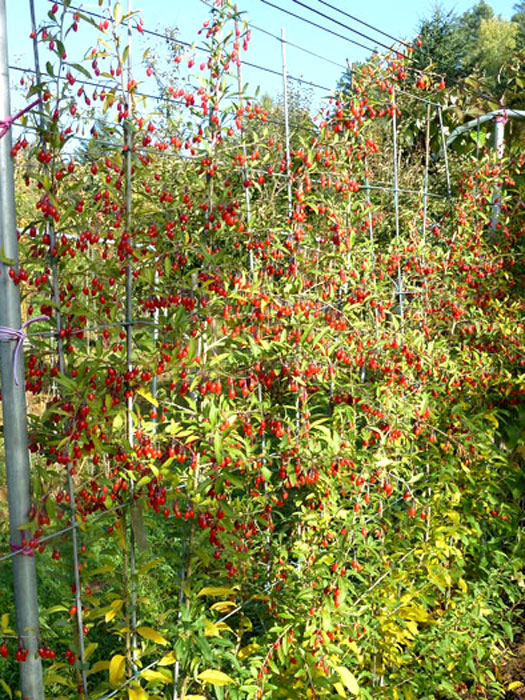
[495,102,508,126]
[0,315,50,385]
[0,97,42,139]
[10,536,35,558]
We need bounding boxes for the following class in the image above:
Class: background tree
[411,5,465,80]
[512,0,525,48]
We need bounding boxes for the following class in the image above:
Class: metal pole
[0,0,44,697]
[124,0,138,671]
[391,88,404,328]
[280,28,293,220]
[235,14,254,274]
[490,115,505,231]
[437,105,451,198]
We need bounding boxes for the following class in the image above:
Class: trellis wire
[9,119,450,202]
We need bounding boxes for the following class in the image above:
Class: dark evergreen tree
[411,6,465,80]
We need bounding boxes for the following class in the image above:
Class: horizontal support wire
[10,65,324,135]
[11,122,448,199]
[0,500,130,564]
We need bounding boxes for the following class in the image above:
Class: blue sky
[5,0,520,113]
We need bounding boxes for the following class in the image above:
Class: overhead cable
[314,0,411,48]
[259,0,379,54]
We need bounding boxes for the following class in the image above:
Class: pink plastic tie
[0,97,42,139]
[0,315,50,385]
[495,103,508,126]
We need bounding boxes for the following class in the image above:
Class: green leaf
[0,680,12,699]
[0,247,15,265]
[70,63,92,79]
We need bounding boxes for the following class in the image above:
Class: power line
[314,0,411,48]
[50,1,332,91]
[249,22,346,70]
[288,0,403,55]
[259,0,379,54]
[266,0,524,119]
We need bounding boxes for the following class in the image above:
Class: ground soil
[502,640,525,699]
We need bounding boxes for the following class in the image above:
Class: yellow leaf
[137,626,168,646]
[185,696,207,700]
[346,641,363,665]
[109,654,126,686]
[399,603,431,623]
[197,586,238,597]
[128,685,148,700]
[136,388,159,407]
[197,669,236,686]
[508,681,523,691]
[216,622,234,633]
[204,620,220,637]
[105,599,124,623]
[113,414,124,430]
[141,669,170,683]
[405,620,418,637]
[158,651,177,666]
[238,643,260,660]
[336,666,359,696]
[334,682,347,698]
[210,600,237,613]
[457,578,468,593]
[1,614,8,632]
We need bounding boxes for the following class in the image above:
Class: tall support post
[0,1,44,698]
[235,14,254,274]
[280,28,293,220]
[124,0,138,672]
[391,88,404,329]
[490,115,505,231]
[437,105,451,198]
